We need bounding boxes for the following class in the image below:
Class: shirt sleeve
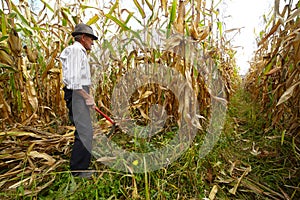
[60,46,83,90]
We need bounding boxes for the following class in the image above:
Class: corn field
[0,0,238,195]
[245,0,300,159]
[0,0,238,127]
[0,0,299,199]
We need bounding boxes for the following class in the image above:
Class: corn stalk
[245,0,300,158]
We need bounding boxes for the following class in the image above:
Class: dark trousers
[63,86,93,173]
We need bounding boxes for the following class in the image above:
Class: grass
[1,85,299,199]
[220,86,300,199]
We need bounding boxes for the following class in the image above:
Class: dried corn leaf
[161,0,168,16]
[258,20,282,46]
[0,131,41,138]
[26,79,38,111]
[138,107,150,120]
[140,91,153,99]
[28,151,56,166]
[0,152,25,160]
[21,176,56,196]
[276,81,300,106]
[285,7,300,23]
[8,177,31,189]
[245,1,300,142]
[7,29,22,56]
[0,126,72,192]
[0,48,14,66]
[208,185,218,200]
[265,67,281,76]
[229,166,251,195]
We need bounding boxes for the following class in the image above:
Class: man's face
[81,34,94,51]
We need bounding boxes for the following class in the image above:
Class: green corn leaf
[1,13,7,36]
[217,21,222,37]
[145,0,154,11]
[40,0,54,13]
[104,0,119,25]
[103,39,117,58]
[0,63,17,72]
[9,73,16,101]
[167,0,178,37]
[0,36,8,42]
[16,23,33,36]
[133,0,146,19]
[108,0,119,15]
[11,2,30,27]
[281,130,286,145]
[81,4,102,10]
[124,11,134,24]
[62,18,67,26]
[17,90,22,112]
[87,15,100,25]
[105,13,130,31]
[8,12,17,19]
[263,59,275,75]
[170,0,178,24]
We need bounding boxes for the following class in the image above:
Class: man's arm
[75,89,95,108]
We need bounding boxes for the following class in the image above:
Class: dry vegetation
[245,0,299,163]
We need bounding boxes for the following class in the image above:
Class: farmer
[60,23,98,178]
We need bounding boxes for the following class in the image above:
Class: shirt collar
[74,41,86,53]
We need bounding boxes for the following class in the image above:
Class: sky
[220,0,274,75]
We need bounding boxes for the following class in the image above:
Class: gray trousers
[64,86,93,172]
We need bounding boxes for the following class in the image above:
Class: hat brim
[72,31,98,40]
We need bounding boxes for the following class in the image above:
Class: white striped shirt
[60,41,91,90]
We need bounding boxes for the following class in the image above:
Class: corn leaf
[0,63,17,72]
[104,0,119,25]
[1,13,7,36]
[276,81,300,106]
[11,2,31,28]
[40,0,54,13]
[167,0,178,37]
[86,14,100,25]
[105,13,130,31]
[145,0,154,11]
[133,0,146,19]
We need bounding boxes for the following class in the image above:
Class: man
[60,23,98,178]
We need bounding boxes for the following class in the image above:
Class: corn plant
[245,0,300,159]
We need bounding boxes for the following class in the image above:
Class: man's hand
[85,96,95,108]
[75,89,96,108]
